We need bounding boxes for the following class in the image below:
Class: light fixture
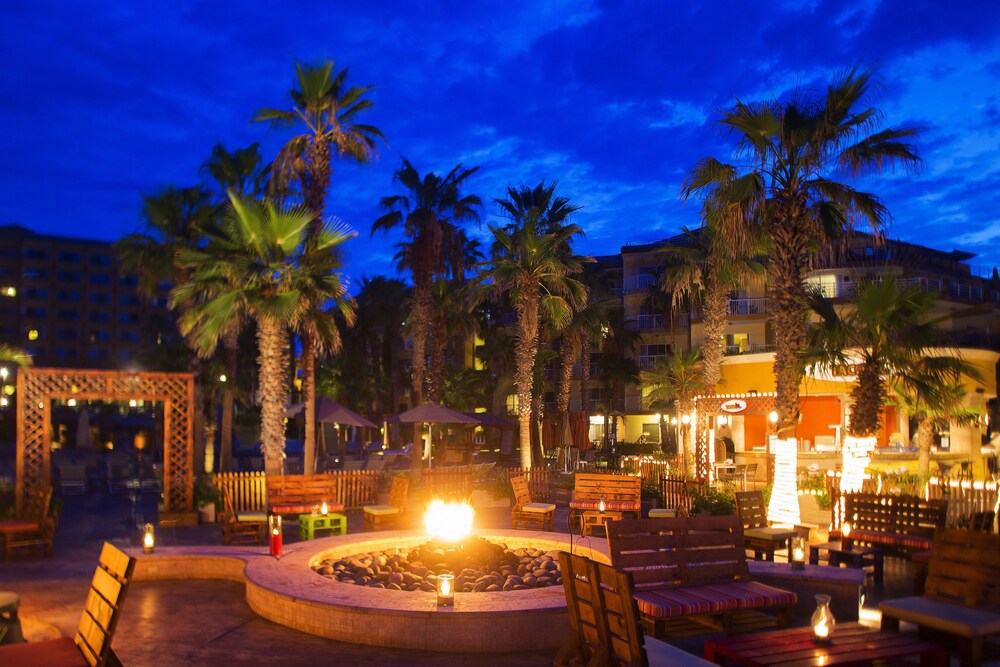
[320,501,329,516]
[598,498,606,513]
[0,367,7,382]
[791,536,806,569]
[219,374,227,383]
[437,573,455,607]
[681,414,690,425]
[841,522,852,550]
[142,523,155,554]
[768,410,778,424]
[269,515,282,558]
[811,594,835,643]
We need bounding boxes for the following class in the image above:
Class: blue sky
[4,1,1000,287]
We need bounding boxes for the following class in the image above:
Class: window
[58,271,80,282]
[90,255,113,267]
[58,290,80,302]
[120,295,140,306]
[24,307,47,317]
[641,344,668,356]
[725,333,750,354]
[57,309,78,321]
[58,252,82,263]
[56,328,78,341]
[87,349,108,361]
[24,249,48,260]
[55,348,78,361]
[89,293,110,304]
[119,313,139,325]
[89,331,110,343]
[119,331,141,343]
[119,276,138,288]
[89,273,111,285]
[89,312,110,323]
[641,423,661,443]
[23,269,47,280]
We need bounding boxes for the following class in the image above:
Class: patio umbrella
[462,412,514,428]
[391,402,479,467]
[76,410,94,451]
[285,396,377,429]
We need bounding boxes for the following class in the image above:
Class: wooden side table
[298,513,347,540]
[581,510,621,537]
[809,541,884,587]
[704,621,945,666]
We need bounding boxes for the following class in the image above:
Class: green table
[298,513,347,540]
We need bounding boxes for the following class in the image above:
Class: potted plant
[194,476,222,524]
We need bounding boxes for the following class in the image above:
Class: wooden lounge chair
[220,487,267,546]
[555,551,715,666]
[736,490,796,561]
[0,486,54,561]
[510,475,555,531]
[363,475,408,531]
[0,542,136,666]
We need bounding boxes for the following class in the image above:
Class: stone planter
[198,503,216,524]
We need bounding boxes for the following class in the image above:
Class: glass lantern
[437,573,455,607]
[811,594,835,643]
[791,536,806,570]
[142,523,155,554]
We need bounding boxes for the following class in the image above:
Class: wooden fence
[504,467,552,502]
[213,470,381,512]
[419,468,473,500]
[619,456,673,480]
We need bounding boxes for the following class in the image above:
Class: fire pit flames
[424,500,475,542]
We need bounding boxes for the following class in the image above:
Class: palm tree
[200,143,267,472]
[427,278,478,403]
[173,193,356,477]
[596,306,641,449]
[682,67,920,437]
[892,375,981,475]
[254,60,383,221]
[803,277,978,440]
[115,185,216,470]
[641,350,707,474]
[372,160,481,409]
[0,344,32,368]
[480,183,589,467]
[352,276,410,417]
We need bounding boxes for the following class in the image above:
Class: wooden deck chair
[0,486,54,561]
[658,477,694,517]
[0,542,136,666]
[220,487,267,546]
[736,490,792,561]
[510,475,555,531]
[363,475,408,531]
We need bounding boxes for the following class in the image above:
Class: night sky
[4,1,1000,288]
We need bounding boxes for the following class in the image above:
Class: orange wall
[744,414,767,450]
[797,396,841,445]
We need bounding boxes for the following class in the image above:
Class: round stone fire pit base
[250,529,608,653]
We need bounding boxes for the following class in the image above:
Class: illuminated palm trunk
[515,296,541,469]
[258,317,289,477]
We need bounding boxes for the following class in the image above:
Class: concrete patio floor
[1,489,998,665]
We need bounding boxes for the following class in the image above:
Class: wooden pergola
[16,368,194,520]
[694,392,776,481]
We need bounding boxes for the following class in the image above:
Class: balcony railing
[638,354,666,370]
[622,274,658,293]
[723,343,775,356]
[727,298,769,316]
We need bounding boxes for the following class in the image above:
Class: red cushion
[0,637,87,666]
[0,520,40,533]
[634,581,797,619]
[269,503,344,515]
[569,499,641,512]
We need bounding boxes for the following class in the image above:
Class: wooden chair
[555,551,715,666]
[510,475,555,531]
[363,475,408,531]
[736,490,795,561]
[0,542,136,666]
[220,487,267,546]
[658,477,694,517]
[743,463,758,489]
[0,486,54,561]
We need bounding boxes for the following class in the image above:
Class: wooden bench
[267,474,345,516]
[736,490,798,562]
[658,477,706,517]
[505,467,552,502]
[510,475,555,531]
[0,486,54,561]
[570,472,641,529]
[844,492,948,554]
[880,528,1000,667]
[607,515,797,637]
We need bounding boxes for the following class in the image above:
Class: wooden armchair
[736,490,796,562]
[220,487,267,546]
[0,486,54,561]
[510,475,555,531]
[363,475,408,531]
[0,542,136,666]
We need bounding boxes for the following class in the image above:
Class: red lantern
[269,515,282,558]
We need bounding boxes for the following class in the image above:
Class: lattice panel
[693,394,776,481]
[16,368,194,515]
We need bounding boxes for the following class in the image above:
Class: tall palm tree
[480,183,589,467]
[200,143,267,472]
[372,160,481,409]
[172,193,356,477]
[803,277,978,440]
[427,278,477,403]
[255,60,382,466]
[641,350,707,473]
[115,185,216,470]
[596,306,641,449]
[682,67,920,437]
[353,276,410,417]
[0,344,32,368]
[891,375,981,475]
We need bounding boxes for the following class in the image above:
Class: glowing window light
[767,436,800,526]
[27,329,39,341]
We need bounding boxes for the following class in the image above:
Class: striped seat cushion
[634,581,797,619]
[570,499,641,512]
[0,520,40,533]
[270,502,344,516]
[852,529,932,551]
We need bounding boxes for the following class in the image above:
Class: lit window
[27,329,39,341]
[3,286,15,297]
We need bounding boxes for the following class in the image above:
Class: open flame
[424,500,475,542]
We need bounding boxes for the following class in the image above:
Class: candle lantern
[437,573,455,607]
[142,523,155,554]
[321,501,329,516]
[791,536,806,570]
[269,515,283,558]
[598,498,606,513]
[811,594,835,643]
[841,522,853,550]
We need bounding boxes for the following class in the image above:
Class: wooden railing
[620,456,672,480]
[504,467,552,502]
[214,470,380,512]
[926,479,999,528]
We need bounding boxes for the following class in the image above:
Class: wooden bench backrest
[511,475,533,509]
[506,467,551,502]
[607,515,749,592]
[735,490,768,530]
[268,473,337,506]
[559,551,606,665]
[388,475,409,510]
[659,477,694,517]
[925,528,1000,607]
[214,472,267,513]
[574,473,641,504]
[329,470,380,508]
[845,493,948,539]
[75,542,136,667]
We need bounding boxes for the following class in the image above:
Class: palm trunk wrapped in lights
[767,436,801,526]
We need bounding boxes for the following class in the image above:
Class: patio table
[298,513,347,540]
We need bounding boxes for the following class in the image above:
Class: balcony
[723,343,775,356]
[727,298,768,316]
[638,354,666,370]
[622,274,658,294]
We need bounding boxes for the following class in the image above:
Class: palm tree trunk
[427,319,446,403]
[557,335,576,414]
[915,418,935,475]
[848,360,883,438]
[580,334,592,421]
[186,348,206,473]
[701,278,728,392]
[531,393,544,466]
[258,318,289,476]
[515,297,541,468]
[302,331,317,475]
[410,283,430,405]
[305,140,331,237]
[220,330,238,472]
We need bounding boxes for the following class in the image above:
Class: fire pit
[313,501,562,593]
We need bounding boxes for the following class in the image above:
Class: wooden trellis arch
[16,368,194,516]
[694,393,775,480]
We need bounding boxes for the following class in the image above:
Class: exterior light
[436,573,455,607]
[27,329,39,341]
[598,498,606,513]
[67,398,76,407]
[142,523,155,554]
[841,522,852,550]
[0,397,7,407]
[269,515,282,558]
[0,367,7,381]
[768,410,778,424]
[4,286,15,297]
[671,416,677,425]
[811,594,835,643]
[681,414,690,425]
[791,536,806,570]
[219,374,227,383]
